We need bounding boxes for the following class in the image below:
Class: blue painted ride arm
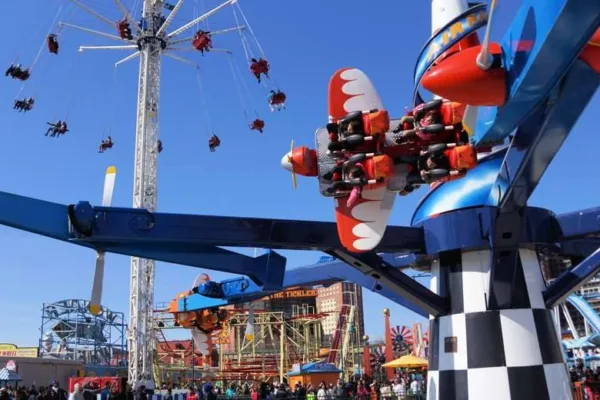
[326,249,447,317]
[544,246,600,308]
[494,59,600,210]
[179,257,429,317]
[68,202,424,253]
[0,191,78,243]
[556,206,600,239]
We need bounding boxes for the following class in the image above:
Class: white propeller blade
[89,166,117,315]
[476,0,498,70]
[102,166,117,207]
[89,252,105,315]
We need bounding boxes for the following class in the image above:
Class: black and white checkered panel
[427,249,572,400]
[314,119,406,197]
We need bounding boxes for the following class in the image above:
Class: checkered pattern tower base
[427,249,573,400]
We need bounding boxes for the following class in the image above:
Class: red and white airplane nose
[281,146,318,177]
[281,151,294,173]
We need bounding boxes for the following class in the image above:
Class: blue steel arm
[0,191,425,289]
[325,249,447,317]
[556,207,600,239]
[561,240,600,259]
[0,192,81,243]
[544,247,600,308]
[494,59,600,210]
[180,257,429,317]
[68,202,424,253]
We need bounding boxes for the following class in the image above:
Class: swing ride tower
[65,0,240,386]
[129,0,162,387]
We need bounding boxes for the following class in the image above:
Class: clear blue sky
[0,0,599,347]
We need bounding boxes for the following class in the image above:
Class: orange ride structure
[155,291,329,384]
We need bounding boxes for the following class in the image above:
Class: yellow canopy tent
[382,354,428,369]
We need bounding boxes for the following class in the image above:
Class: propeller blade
[102,166,117,207]
[292,170,298,190]
[89,252,105,315]
[476,0,498,70]
[289,139,298,190]
[462,105,478,136]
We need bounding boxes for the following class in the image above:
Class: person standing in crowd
[68,384,84,400]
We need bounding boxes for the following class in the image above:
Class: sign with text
[0,344,39,358]
[269,289,317,299]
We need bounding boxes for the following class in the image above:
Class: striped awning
[0,368,22,381]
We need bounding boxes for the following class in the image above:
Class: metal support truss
[126,0,163,386]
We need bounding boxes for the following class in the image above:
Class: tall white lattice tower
[61,0,240,386]
[129,0,161,385]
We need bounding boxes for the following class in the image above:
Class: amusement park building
[316,283,364,341]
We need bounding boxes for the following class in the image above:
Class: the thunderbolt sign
[413,3,489,104]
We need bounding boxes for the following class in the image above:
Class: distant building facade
[316,282,364,342]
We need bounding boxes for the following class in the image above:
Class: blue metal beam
[495,59,600,210]
[557,206,600,239]
[325,249,448,317]
[0,191,425,287]
[544,246,600,308]
[0,192,425,254]
[561,240,600,259]
[68,202,425,253]
[0,191,76,243]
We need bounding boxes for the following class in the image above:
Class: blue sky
[1,0,599,347]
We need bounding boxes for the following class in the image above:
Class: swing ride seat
[257,59,269,72]
[270,92,285,105]
[251,60,269,75]
[14,70,30,81]
[117,20,133,40]
[192,32,212,51]
[47,35,59,54]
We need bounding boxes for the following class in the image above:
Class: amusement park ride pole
[69,0,238,386]
[128,0,162,387]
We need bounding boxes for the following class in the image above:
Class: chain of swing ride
[6,0,285,150]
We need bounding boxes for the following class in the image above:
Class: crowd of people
[160,373,425,400]
[570,358,600,399]
[0,381,68,400]
[0,371,426,400]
